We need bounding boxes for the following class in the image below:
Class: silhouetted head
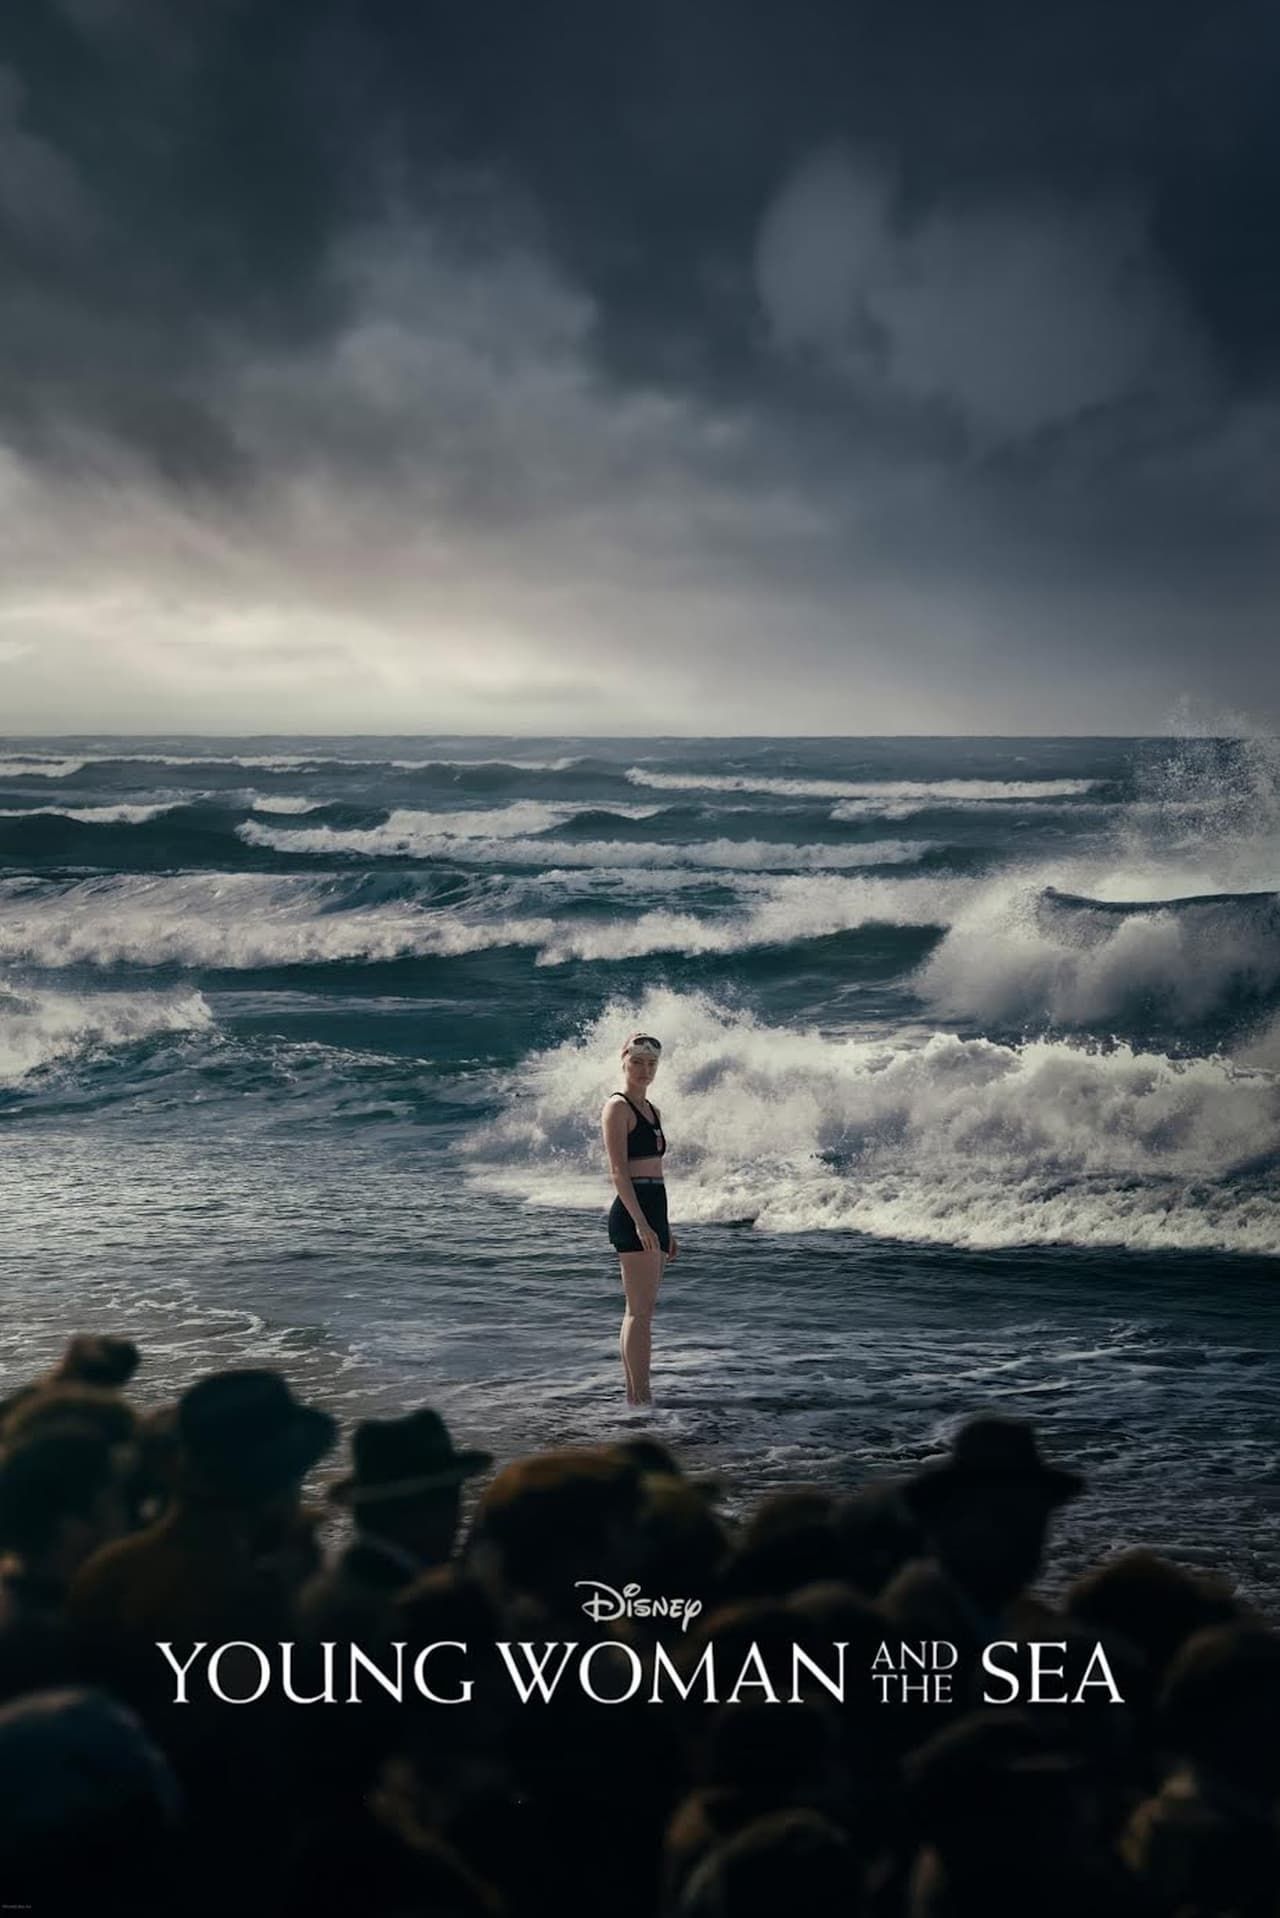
[834,1480,924,1597]
[175,1369,336,1510]
[703,1696,843,1798]
[723,1490,846,1602]
[4,1384,138,1451]
[1161,1624,1280,1796]
[0,1431,134,1584]
[1067,1550,1242,1683]
[904,1708,1110,1917]
[467,1447,644,1605]
[51,1335,140,1391]
[329,1408,492,1566]
[0,1689,180,1908]
[904,1418,1083,1609]
[631,1470,729,1603]
[677,1807,858,1917]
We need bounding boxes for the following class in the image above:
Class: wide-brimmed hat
[177,1370,337,1500]
[328,1409,492,1506]
[904,1417,1084,1515]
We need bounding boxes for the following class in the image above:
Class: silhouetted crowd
[1,1333,1278,1917]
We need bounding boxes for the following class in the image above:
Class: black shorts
[608,1182,671,1254]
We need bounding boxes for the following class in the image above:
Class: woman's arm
[602,1098,660,1253]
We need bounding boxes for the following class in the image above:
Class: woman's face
[624,1047,659,1088]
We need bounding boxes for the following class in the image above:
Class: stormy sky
[1,0,1278,734]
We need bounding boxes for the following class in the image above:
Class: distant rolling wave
[238,813,939,872]
[0,869,967,972]
[626,768,1104,802]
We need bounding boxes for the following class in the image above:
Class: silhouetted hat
[905,1417,1084,1514]
[177,1370,336,1499]
[329,1409,492,1506]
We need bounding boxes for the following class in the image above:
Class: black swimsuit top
[614,1093,666,1160]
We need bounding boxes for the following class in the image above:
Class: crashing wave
[0,870,963,970]
[919,879,1280,1031]
[462,990,1280,1255]
[0,981,213,1087]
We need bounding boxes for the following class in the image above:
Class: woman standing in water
[602,1033,678,1406]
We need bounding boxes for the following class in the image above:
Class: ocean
[0,734,1277,1602]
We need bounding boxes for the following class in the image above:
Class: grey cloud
[0,189,1275,734]
[755,147,1209,443]
[0,2,1276,730]
[0,64,94,240]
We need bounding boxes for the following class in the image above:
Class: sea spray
[461,989,1280,1253]
[0,982,213,1087]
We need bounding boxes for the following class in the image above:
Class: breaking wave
[239,812,935,873]
[0,981,213,1087]
[917,880,1280,1036]
[916,737,1280,1039]
[0,870,964,971]
[463,991,1280,1254]
[627,769,1101,802]
[249,795,325,815]
[0,801,186,825]
[0,756,89,780]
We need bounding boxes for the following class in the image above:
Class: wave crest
[239,812,935,873]
[463,991,1280,1253]
[0,982,213,1087]
[627,768,1100,802]
[919,880,1280,1032]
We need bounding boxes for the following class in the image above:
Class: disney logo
[574,1581,704,1633]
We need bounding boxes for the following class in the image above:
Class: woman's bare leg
[618,1250,665,1405]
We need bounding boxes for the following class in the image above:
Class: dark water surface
[1,735,1277,1599]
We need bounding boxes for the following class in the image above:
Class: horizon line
[0,730,1266,744]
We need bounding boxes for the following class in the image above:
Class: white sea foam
[0,756,88,779]
[1236,1012,1280,1071]
[0,982,213,1086]
[0,870,960,971]
[238,812,934,872]
[242,801,623,843]
[919,877,1280,1028]
[0,874,557,969]
[532,874,962,963]
[249,795,325,815]
[0,801,185,825]
[0,749,594,778]
[911,735,1280,1031]
[627,769,1100,802]
[462,991,1280,1254]
[830,795,1108,823]
[89,752,324,772]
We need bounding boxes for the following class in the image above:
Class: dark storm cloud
[6,0,1279,449]
[0,0,349,478]
[0,0,1277,729]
